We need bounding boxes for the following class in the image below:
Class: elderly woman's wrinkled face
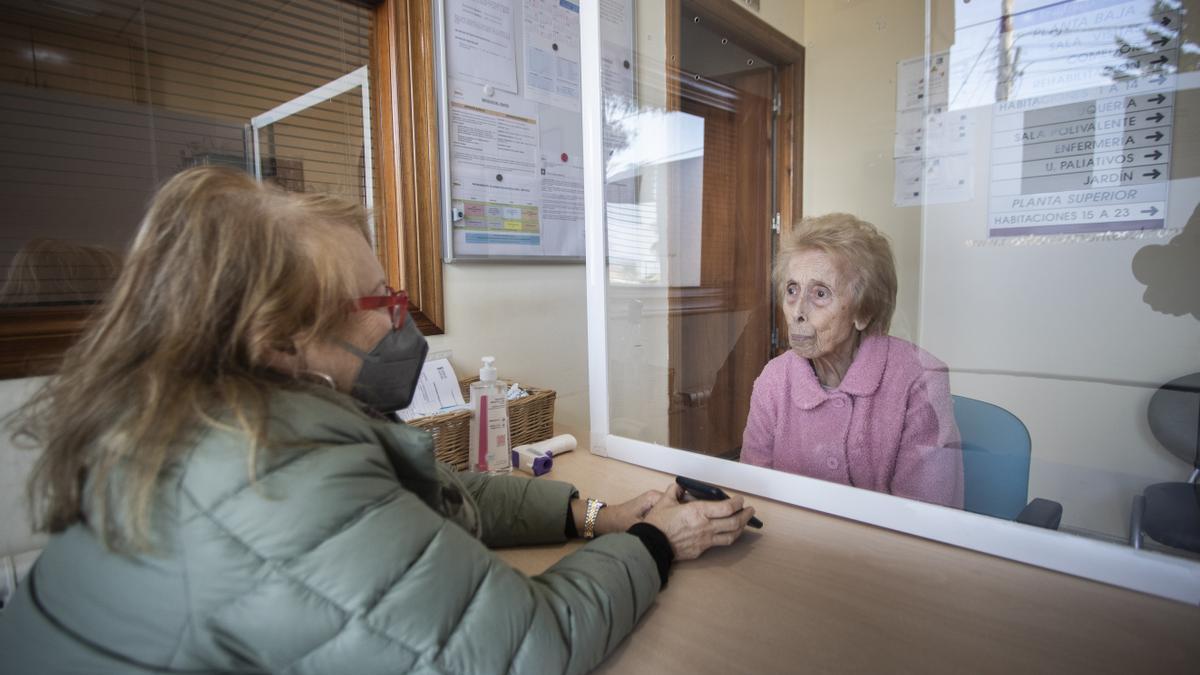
[783,249,862,361]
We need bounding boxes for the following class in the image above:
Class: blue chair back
[953,395,1031,520]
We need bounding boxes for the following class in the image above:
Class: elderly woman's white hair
[773,213,898,336]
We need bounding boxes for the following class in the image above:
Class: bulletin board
[436,0,634,261]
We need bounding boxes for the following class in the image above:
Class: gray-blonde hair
[773,213,897,336]
[17,167,372,552]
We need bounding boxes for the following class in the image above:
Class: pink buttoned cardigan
[740,335,964,508]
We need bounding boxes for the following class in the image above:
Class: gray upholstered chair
[1129,372,1200,553]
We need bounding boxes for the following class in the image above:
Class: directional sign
[986,3,1175,238]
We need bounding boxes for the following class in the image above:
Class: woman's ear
[263,339,301,374]
[854,317,868,332]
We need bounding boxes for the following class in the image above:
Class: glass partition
[604,2,776,459]
[0,0,375,309]
[582,0,1200,601]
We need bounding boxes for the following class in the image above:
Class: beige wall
[801,0,924,340]
[734,0,803,41]
[425,264,592,442]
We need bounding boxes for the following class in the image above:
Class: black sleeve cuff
[627,522,673,589]
[565,501,579,539]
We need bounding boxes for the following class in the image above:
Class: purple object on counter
[531,454,553,476]
[511,448,554,476]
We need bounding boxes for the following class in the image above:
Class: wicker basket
[407,377,556,470]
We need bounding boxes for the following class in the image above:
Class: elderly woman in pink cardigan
[741,214,963,508]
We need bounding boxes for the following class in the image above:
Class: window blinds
[0,0,375,305]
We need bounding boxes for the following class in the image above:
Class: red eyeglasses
[354,286,409,330]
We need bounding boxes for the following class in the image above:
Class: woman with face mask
[0,167,755,673]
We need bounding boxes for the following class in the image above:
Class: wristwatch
[583,498,607,539]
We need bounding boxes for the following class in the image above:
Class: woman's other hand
[642,483,755,560]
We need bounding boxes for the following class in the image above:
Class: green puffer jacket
[0,390,662,673]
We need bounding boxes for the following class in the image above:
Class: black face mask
[338,318,428,413]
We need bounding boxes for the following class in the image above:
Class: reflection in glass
[253,83,372,201]
[922,0,1200,558]
[600,0,1200,564]
[0,0,374,308]
[1132,203,1200,320]
[0,239,122,306]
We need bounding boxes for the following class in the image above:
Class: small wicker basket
[407,377,556,470]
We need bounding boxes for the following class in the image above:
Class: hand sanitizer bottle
[469,356,512,474]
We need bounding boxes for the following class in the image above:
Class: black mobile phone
[675,476,763,528]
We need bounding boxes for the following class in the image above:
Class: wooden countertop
[495,450,1200,674]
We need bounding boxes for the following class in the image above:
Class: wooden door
[668,68,775,458]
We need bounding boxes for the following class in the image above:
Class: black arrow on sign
[1145,150,1163,160]
[1160,16,1173,27]
[1152,36,1169,47]
[1151,74,1167,85]
[1141,206,1159,216]
[1148,94,1166,104]
[1147,112,1165,123]
[1143,169,1162,179]
[1146,131,1164,142]
[1150,55,1169,66]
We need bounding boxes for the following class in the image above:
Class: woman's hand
[573,490,664,536]
[641,483,755,560]
[596,489,663,534]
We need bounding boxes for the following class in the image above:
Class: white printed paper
[893,105,975,159]
[896,51,949,112]
[893,109,925,159]
[396,357,467,421]
[923,153,974,205]
[894,157,924,207]
[448,82,541,179]
[925,106,974,157]
[447,79,543,254]
[600,0,633,50]
[452,169,542,254]
[522,0,581,111]
[893,50,972,206]
[446,0,518,93]
[894,153,974,207]
[599,0,635,155]
[539,164,585,257]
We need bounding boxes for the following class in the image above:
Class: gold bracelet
[583,498,606,539]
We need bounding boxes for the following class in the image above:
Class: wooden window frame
[0,306,91,378]
[0,0,445,379]
[371,0,446,337]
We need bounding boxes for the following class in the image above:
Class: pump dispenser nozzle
[480,356,497,382]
